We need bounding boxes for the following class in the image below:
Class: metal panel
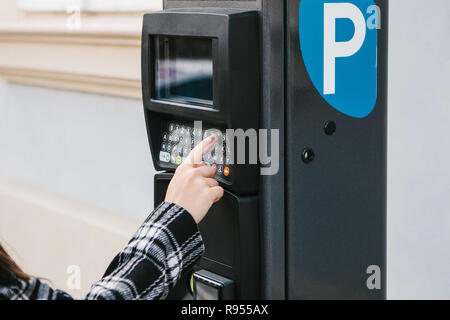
[259,0,286,300]
[285,0,388,299]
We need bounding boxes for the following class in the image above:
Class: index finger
[184,135,217,165]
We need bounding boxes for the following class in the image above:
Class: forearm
[85,202,204,300]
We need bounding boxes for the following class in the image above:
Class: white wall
[387,0,450,299]
[0,80,157,221]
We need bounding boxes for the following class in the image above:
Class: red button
[224,166,230,177]
[212,164,217,170]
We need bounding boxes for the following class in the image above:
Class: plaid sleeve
[85,202,205,300]
[0,202,204,300]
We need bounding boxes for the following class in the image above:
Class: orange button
[224,166,230,177]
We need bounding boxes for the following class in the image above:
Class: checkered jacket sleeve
[0,202,205,300]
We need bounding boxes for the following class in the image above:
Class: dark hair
[0,243,31,281]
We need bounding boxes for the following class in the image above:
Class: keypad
[159,121,232,182]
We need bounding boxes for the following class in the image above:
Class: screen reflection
[154,36,213,106]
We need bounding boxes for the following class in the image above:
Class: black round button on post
[324,121,336,136]
[302,148,315,164]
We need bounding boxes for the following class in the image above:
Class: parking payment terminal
[143,0,388,301]
[142,8,260,299]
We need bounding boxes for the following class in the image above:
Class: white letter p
[324,3,366,95]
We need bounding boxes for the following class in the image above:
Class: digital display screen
[154,36,213,106]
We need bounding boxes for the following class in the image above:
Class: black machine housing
[142,8,260,195]
[154,173,259,299]
[142,8,262,299]
[142,0,388,300]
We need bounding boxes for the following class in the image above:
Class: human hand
[165,135,224,224]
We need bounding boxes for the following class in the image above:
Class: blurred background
[0,0,449,299]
